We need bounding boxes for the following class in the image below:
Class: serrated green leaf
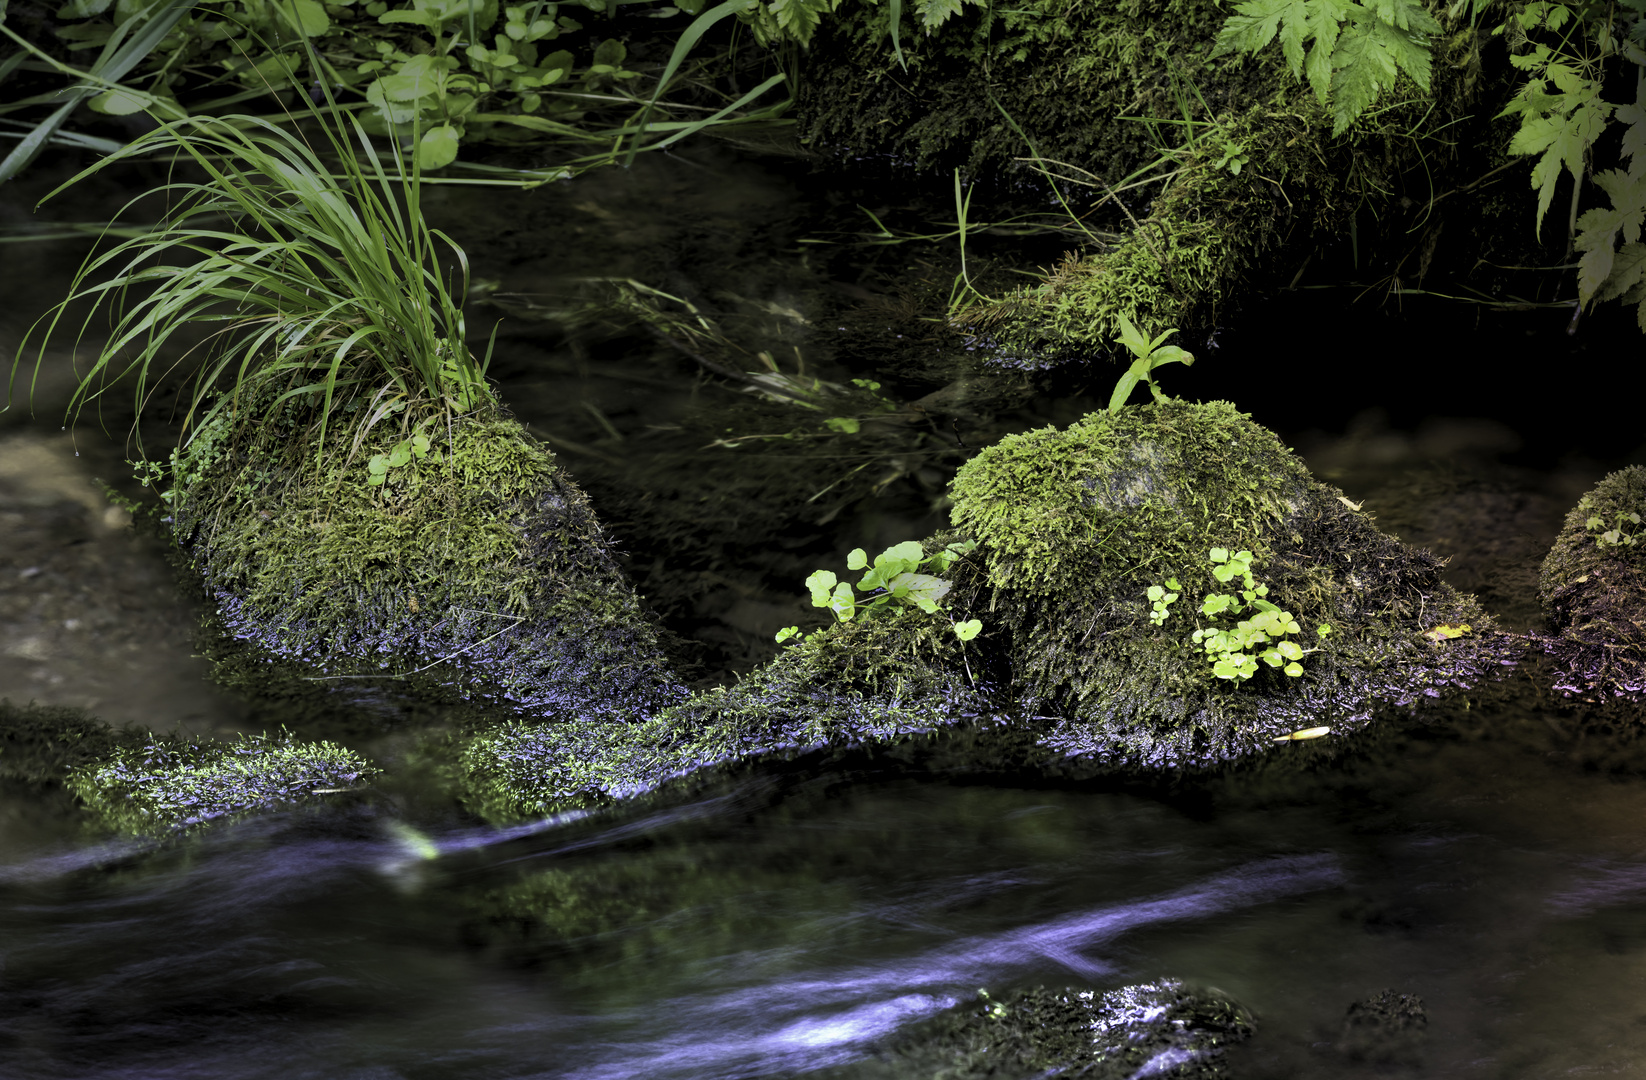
[913,0,964,30]
[1365,0,1439,31]
[1212,0,1309,72]
[1597,242,1646,305]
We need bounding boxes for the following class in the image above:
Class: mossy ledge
[172,393,686,720]
[1538,465,1646,699]
[458,609,1003,820]
[0,698,374,835]
[457,400,1514,819]
[946,398,1516,768]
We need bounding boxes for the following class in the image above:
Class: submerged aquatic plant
[9,101,494,486]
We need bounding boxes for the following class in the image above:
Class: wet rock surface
[837,981,1253,1080]
[1338,989,1428,1066]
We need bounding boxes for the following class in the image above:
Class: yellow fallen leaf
[1274,726,1331,742]
[1423,623,1471,642]
[1337,496,1364,511]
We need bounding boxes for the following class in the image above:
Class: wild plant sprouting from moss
[777,539,983,643]
[1106,312,1195,413]
[1151,548,1332,683]
[1193,548,1331,681]
[10,103,494,491]
[1587,509,1642,549]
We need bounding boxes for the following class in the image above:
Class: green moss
[797,0,1274,184]
[458,597,997,820]
[66,730,378,835]
[174,392,683,718]
[950,399,1311,597]
[947,399,1509,767]
[1538,465,1646,697]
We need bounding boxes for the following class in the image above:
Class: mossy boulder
[172,397,686,720]
[1538,465,1646,698]
[947,398,1513,768]
[457,611,1001,819]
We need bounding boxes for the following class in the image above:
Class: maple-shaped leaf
[915,0,979,31]
[1364,0,1440,32]
[767,0,832,44]
[1211,0,1312,73]
[1328,12,1433,134]
[1503,80,1612,237]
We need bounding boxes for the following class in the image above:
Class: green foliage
[1211,0,1440,135]
[367,427,442,485]
[1146,578,1181,625]
[1587,508,1642,548]
[1492,1,1646,327]
[778,539,982,642]
[1186,548,1331,682]
[1106,312,1196,413]
[2,0,792,183]
[11,102,493,477]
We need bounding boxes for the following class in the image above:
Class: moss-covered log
[795,0,1495,363]
[457,608,1001,818]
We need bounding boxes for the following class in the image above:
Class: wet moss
[796,0,1275,185]
[837,981,1253,1079]
[946,399,1515,768]
[457,600,1000,820]
[1538,465,1646,698]
[173,392,684,720]
[67,729,379,835]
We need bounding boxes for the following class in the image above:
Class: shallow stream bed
[3,141,1644,1078]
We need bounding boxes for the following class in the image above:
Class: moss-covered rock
[945,398,1512,768]
[173,395,686,720]
[1538,465,1646,699]
[67,730,379,835]
[457,607,1001,818]
[456,399,1512,815]
[837,981,1253,1079]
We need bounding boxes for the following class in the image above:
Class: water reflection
[0,792,1344,1080]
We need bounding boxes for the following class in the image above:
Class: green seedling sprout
[1107,312,1195,413]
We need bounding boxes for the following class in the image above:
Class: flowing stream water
[2,140,1644,1079]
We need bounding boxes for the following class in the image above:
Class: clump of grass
[10,103,495,485]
